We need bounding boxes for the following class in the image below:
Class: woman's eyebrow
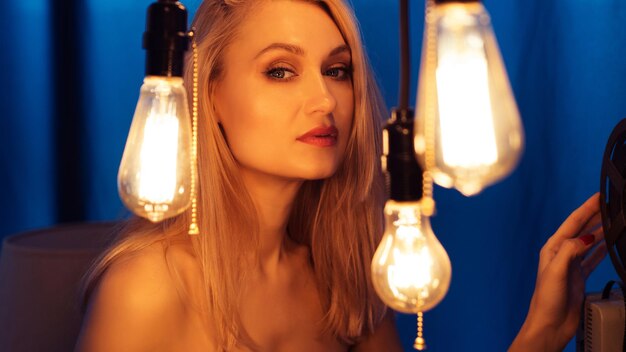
[328,44,350,58]
[255,43,305,59]
[254,43,350,59]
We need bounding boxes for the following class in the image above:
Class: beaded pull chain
[188,30,200,236]
[414,311,427,350]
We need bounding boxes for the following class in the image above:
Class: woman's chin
[298,165,340,181]
[273,162,340,181]
[271,169,338,182]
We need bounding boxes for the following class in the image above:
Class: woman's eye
[325,66,352,80]
[265,67,296,80]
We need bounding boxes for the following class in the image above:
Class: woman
[75,0,607,351]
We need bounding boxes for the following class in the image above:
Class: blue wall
[2,0,626,350]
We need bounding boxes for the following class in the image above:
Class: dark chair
[0,222,117,352]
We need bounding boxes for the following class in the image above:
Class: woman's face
[214,0,354,181]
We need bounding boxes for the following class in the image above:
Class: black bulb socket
[143,0,189,77]
[382,108,424,202]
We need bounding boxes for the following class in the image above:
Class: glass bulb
[372,200,451,313]
[415,2,524,196]
[118,76,193,222]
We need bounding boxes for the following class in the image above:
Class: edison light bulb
[372,201,451,313]
[118,76,193,222]
[415,1,524,196]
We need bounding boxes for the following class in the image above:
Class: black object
[383,0,424,202]
[600,118,626,286]
[398,0,410,110]
[53,0,87,222]
[383,109,423,202]
[143,0,189,77]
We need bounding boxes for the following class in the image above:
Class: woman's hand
[509,193,608,352]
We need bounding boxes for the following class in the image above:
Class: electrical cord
[398,0,410,110]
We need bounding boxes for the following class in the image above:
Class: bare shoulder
[350,310,403,352]
[75,240,194,352]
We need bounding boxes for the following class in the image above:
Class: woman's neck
[239,167,303,276]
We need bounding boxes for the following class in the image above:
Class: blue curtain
[1,0,625,350]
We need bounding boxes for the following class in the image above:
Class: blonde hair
[82,0,389,349]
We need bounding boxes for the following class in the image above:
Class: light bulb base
[143,0,189,77]
[383,108,423,202]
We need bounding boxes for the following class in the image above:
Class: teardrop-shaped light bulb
[415,1,524,196]
[372,200,452,313]
[118,76,193,222]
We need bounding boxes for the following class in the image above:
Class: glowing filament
[138,113,180,203]
[436,31,498,168]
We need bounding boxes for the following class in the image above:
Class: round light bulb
[372,200,451,313]
[415,2,524,196]
[118,76,193,222]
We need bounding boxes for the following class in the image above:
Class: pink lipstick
[297,126,338,147]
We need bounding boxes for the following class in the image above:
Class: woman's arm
[509,193,607,351]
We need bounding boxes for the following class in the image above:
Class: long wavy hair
[81,0,389,349]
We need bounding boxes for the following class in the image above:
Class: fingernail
[579,234,595,246]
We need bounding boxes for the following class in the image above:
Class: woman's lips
[297,126,338,147]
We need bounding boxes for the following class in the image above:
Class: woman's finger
[578,211,602,236]
[551,233,599,272]
[538,195,601,273]
[539,222,604,270]
[544,193,600,250]
[582,241,608,279]
[580,226,605,257]
[577,226,604,258]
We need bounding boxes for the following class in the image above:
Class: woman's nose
[303,73,337,116]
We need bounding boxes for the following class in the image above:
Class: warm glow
[415,2,524,196]
[388,234,435,301]
[372,201,451,313]
[118,77,192,222]
[138,113,180,204]
[436,33,498,169]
